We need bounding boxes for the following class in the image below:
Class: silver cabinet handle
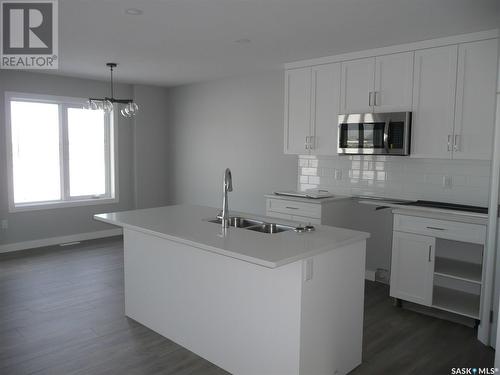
[305,136,309,150]
[285,206,299,210]
[426,226,446,231]
[447,135,452,152]
[454,134,460,152]
[368,92,373,107]
[375,91,380,106]
[428,245,432,262]
[309,135,315,150]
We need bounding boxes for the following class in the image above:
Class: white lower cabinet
[265,196,350,225]
[390,212,486,321]
[390,232,435,306]
[266,197,322,225]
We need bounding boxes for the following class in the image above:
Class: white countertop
[357,199,488,224]
[94,205,369,269]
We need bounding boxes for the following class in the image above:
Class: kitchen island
[94,205,369,375]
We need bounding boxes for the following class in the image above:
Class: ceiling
[52,0,499,86]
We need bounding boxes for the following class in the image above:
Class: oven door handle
[383,120,390,153]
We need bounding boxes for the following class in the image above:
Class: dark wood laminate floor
[0,237,494,375]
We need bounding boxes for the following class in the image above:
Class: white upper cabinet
[411,40,498,160]
[311,63,341,155]
[285,32,498,159]
[284,67,312,154]
[340,52,413,114]
[284,64,341,155]
[340,58,375,114]
[411,45,458,159]
[453,39,498,160]
[374,52,414,112]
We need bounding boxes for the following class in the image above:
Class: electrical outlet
[1,219,8,230]
[443,176,452,189]
[334,169,342,181]
[303,258,313,282]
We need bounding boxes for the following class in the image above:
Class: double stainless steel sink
[208,216,296,234]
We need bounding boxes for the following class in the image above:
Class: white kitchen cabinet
[265,195,351,225]
[340,52,413,114]
[411,45,458,159]
[453,39,498,160]
[390,211,486,322]
[311,63,341,155]
[374,52,414,112]
[286,33,498,160]
[266,197,322,225]
[411,39,498,160]
[284,67,312,154]
[284,64,341,155]
[390,231,435,306]
[340,58,375,114]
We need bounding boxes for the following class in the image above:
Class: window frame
[5,91,119,212]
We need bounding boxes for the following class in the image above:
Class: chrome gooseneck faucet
[219,168,233,228]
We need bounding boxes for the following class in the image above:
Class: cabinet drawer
[393,214,486,245]
[267,198,321,219]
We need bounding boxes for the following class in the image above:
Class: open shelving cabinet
[431,238,483,319]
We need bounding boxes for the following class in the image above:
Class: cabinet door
[311,63,341,155]
[411,45,458,159]
[374,52,414,112]
[390,231,435,306]
[340,58,375,114]
[453,39,498,160]
[284,67,312,154]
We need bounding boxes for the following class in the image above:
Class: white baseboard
[365,269,376,281]
[0,228,123,254]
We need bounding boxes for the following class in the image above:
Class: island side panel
[299,240,366,375]
[123,228,303,375]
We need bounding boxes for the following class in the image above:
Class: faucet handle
[224,168,233,192]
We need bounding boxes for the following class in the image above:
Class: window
[5,92,117,211]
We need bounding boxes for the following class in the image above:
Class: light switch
[443,176,452,189]
[334,169,342,181]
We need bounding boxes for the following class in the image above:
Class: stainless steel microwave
[337,112,412,155]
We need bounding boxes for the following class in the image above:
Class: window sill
[9,197,119,213]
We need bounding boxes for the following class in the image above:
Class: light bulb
[103,100,113,113]
[121,106,131,118]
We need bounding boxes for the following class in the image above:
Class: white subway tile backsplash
[308,176,321,185]
[301,167,318,176]
[299,159,309,168]
[309,159,319,168]
[298,155,491,206]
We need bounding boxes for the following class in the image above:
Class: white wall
[133,85,172,209]
[0,71,135,245]
[167,70,297,215]
[0,71,171,247]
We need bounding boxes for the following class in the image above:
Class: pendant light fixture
[85,63,139,118]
